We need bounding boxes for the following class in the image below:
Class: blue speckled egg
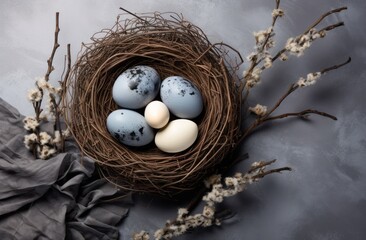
[160,76,203,119]
[112,65,161,109]
[106,109,154,147]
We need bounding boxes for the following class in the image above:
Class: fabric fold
[0,98,131,240]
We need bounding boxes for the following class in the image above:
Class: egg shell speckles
[112,65,161,109]
[160,76,203,119]
[106,109,154,147]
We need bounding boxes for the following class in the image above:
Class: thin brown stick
[248,159,277,173]
[318,22,344,33]
[321,57,351,74]
[263,109,337,122]
[194,42,244,65]
[45,12,60,82]
[58,44,71,152]
[304,7,347,34]
[266,84,297,117]
[253,166,292,179]
[119,7,151,26]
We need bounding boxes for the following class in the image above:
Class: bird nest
[63,11,243,195]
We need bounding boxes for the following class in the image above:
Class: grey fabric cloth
[0,98,132,240]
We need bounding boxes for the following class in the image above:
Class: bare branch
[45,12,60,81]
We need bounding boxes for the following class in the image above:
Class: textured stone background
[1,0,365,239]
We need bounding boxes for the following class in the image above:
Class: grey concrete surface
[1,0,365,239]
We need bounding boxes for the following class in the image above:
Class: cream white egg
[155,119,198,153]
[144,101,170,129]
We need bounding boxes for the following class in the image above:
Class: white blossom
[23,116,39,131]
[36,77,49,89]
[62,128,71,138]
[285,28,325,57]
[246,52,257,62]
[244,67,263,89]
[38,145,56,160]
[39,132,52,145]
[249,104,268,117]
[296,72,322,87]
[52,130,62,144]
[253,27,273,45]
[24,133,38,149]
[153,229,164,240]
[263,57,273,69]
[203,205,215,218]
[272,8,284,18]
[27,88,42,103]
[48,86,63,95]
[133,231,150,240]
[279,52,288,61]
[177,208,188,222]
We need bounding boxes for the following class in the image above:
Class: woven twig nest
[64,12,242,195]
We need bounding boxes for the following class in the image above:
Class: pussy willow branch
[45,12,63,154]
[28,13,60,158]
[184,152,249,216]
[239,57,351,143]
[240,0,282,97]
[243,6,348,99]
[144,160,291,240]
[270,7,347,64]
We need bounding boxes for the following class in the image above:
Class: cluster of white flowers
[27,88,42,103]
[36,77,62,95]
[39,131,52,145]
[38,145,57,160]
[202,170,259,205]
[24,76,67,160]
[285,28,326,57]
[272,8,284,18]
[244,25,276,88]
[244,67,263,89]
[279,52,288,61]
[249,104,268,117]
[253,27,273,46]
[45,93,57,121]
[136,162,269,240]
[263,56,273,69]
[23,129,68,159]
[133,231,150,240]
[23,116,40,131]
[296,72,322,87]
[24,133,38,149]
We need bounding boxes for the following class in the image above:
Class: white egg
[144,101,170,129]
[155,119,198,153]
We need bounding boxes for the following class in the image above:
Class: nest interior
[64,12,242,195]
